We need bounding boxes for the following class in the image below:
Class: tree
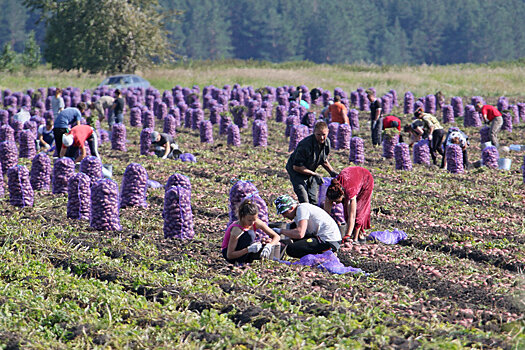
[21,30,41,69]
[23,0,173,73]
[0,42,18,72]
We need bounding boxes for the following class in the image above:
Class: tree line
[1,0,524,73]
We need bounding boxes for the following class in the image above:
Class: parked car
[98,74,151,89]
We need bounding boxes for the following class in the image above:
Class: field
[0,63,524,349]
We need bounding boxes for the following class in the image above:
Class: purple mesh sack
[328,122,339,149]
[142,110,155,129]
[368,229,407,244]
[510,105,520,125]
[285,115,300,138]
[336,123,351,150]
[7,165,34,207]
[403,91,414,114]
[178,153,196,162]
[252,119,268,147]
[442,105,454,124]
[191,109,204,130]
[52,157,75,194]
[10,120,23,143]
[413,139,430,165]
[130,107,142,127]
[290,250,363,275]
[219,113,232,136]
[497,96,508,112]
[0,166,4,197]
[451,97,464,117]
[163,186,194,239]
[163,114,176,137]
[502,112,512,132]
[199,120,213,143]
[18,130,36,159]
[288,124,309,152]
[446,144,464,174]
[276,105,287,123]
[30,152,52,191]
[165,173,191,192]
[0,124,15,142]
[349,109,359,130]
[349,137,365,164]
[480,126,490,143]
[424,94,436,114]
[517,103,525,122]
[227,123,241,146]
[156,102,168,120]
[90,178,122,231]
[318,177,345,225]
[382,134,398,159]
[111,124,127,151]
[67,172,91,220]
[23,120,37,138]
[394,143,412,170]
[0,141,18,174]
[228,180,268,228]
[79,156,102,185]
[120,163,148,208]
[482,146,499,169]
[140,128,154,156]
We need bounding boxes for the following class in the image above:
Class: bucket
[498,158,512,171]
[102,164,113,178]
[481,141,492,150]
[509,144,522,151]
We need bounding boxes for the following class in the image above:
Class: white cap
[62,134,74,147]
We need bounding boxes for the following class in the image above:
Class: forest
[1,0,525,65]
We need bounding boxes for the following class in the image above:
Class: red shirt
[481,105,502,121]
[66,125,93,148]
[328,102,349,124]
[383,115,401,131]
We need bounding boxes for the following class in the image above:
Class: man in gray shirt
[89,95,115,124]
[274,194,342,258]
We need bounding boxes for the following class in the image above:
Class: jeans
[371,117,383,146]
[489,116,503,148]
[53,127,69,157]
[108,112,123,128]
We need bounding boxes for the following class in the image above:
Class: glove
[314,174,323,185]
[260,244,272,259]
[273,227,281,234]
[161,155,168,159]
[247,242,262,253]
[329,170,338,178]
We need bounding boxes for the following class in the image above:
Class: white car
[98,74,151,89]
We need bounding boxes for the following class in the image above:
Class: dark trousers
[371,118,383,146]
[286,236,340,259]
[53,127,69,157]
[430,129,446,165]
[290,174,319,204]
[222,229,258,264]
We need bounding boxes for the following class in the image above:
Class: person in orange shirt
[328,95,349,124]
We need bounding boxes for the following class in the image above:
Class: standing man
[328,95,349,124]
[108,89,125,128]
[367,89,382,146]
[475,102,503,148]
[286,121,338,204]
[53,102,86,156]
[273,194,342,258]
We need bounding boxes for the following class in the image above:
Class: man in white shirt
[274,194,342,258]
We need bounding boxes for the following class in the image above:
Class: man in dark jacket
[286,121,338,204]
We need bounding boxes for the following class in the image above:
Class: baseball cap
[274,195,297,214]
[150,131,159,142]
[62,134,74,147]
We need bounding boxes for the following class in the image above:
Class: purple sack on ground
[291,251,364,275]
[367,229,407,245]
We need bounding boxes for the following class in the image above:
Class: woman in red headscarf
[324,166,374,243]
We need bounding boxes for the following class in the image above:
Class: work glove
[329,170,338,178]
[260,244,272,259]
[314,174,324,185]
[247,242,262,253]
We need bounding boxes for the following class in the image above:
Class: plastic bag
[367,229,407,244]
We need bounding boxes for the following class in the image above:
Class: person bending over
[475,102,503,148]
[53,102,86,156]
[37,117,55,153]
[222,199,280,265]
[274,194,341,258]
[150,131,181,159]
[414,107,446,165]
[324,166,374,244]
[60,124,100,163]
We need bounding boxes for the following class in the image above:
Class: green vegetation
[0,64,524,347]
